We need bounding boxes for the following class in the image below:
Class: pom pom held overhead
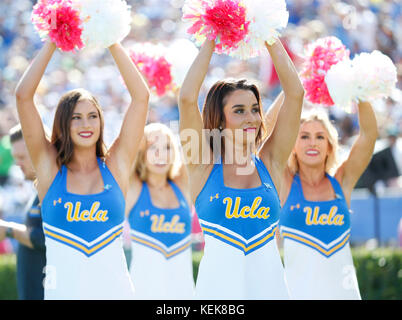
[230,0,289,60]
[79,0,132,49]
[352,50,397,102]
[325,50,397,112]
[301,36,350,106]
[32,0,84,52]
[32,0,132,51]
[182,0,249,55]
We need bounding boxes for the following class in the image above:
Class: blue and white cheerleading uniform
[128,181,194,299]
[194,155,289,300]
[41,158,134,300]
[279,173,361,300]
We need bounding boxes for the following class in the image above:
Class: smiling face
[294,120,331,168]
[222,89,262,146]
[69,99,101,149]
[144,130,174,176]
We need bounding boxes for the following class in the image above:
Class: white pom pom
[166,39,199,87]
[80,0,132,48]
[352,50,397,101]
[325,59,357,112]
[231,0,289,59]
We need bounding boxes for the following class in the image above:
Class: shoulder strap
[57,164,68,192]
[169,181,189,208]
[282,173,304,209]
[194,161,223,206]
[326,173,346,200]
[97,157,114,187]
[205,160,224,189]
[128,181,149,217]
[253,155,279,196]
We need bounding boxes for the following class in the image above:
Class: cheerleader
[278,101,378,299]
[15,41,150,299]
[178,38,304,299]
[125,123,195,299]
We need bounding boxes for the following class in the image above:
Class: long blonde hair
[134,123,181,181]
[288,110,340,176]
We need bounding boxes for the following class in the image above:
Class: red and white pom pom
[182,0,249,55]
[352,50,397,102]
[129,43,174,97]
[32,0,84,52]
[230,0,289,59]
[301,37,350,106]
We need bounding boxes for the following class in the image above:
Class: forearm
[357,100,379,142]
[264,91,284,137]
[265,40,304,99]
[108,43,150,104]
[15,41,56,101]
[3,221,34,249]
[261,41,304,165]
[337,101,379,193]
[179,39,215,106]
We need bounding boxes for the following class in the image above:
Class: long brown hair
[51,88,107,169]
[202,78,267,152]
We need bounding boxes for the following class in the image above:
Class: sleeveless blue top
[128,181,192,259]
[279,173,351,258]
[195,155,281,255]
[41,157,125,257]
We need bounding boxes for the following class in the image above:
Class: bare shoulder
[172,175,192,206]
[104,151,129,195]
[279,166,294,206]
[36,145,59,202]
[258,149,286,197]
[334,161,351,195]
[125,175,143,217]
[334,163,352,206]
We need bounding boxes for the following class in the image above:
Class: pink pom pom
[183,0,249,54]
[130,46,174,97]
[32,0,84,52]
[32,0,62,33]
[301,37,349,106]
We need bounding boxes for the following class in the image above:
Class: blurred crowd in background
[0,0,402,252]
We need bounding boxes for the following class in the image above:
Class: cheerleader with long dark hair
[15,40,150,299]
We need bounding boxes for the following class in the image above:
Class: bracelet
[5,227,14,239]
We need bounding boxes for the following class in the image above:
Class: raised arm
[15,42,56,166]
[107,43,150,186]
[173,146,192,205]
[259,39,304,188]
[335,100,378,205]
[124,136,146,218]
[263,91,284,139]
[178,39,215,167]
[15,42,58,198]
